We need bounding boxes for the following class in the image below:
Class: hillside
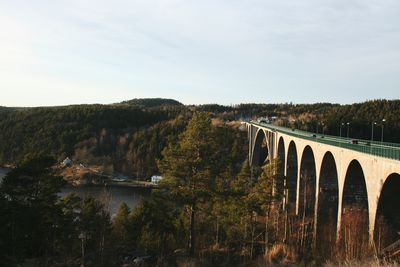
[0,99,189,178]
[0,98,399,179]
[119,98,183,107]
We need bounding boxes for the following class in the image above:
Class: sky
[0,0,399,106]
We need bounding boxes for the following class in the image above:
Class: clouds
[0,0,399,106]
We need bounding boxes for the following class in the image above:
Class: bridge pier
[246,122,400,257]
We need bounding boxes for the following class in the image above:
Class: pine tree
[112,202,130,247]
[0,156,64,263]
[248,158,284,254]
[158,112,219,255]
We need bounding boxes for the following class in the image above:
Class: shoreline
[65,179,156,189]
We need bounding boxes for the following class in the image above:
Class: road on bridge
[249,121,400,160]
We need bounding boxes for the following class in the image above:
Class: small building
[151,175,163,184]
[112,173,128,182]
[62,157,72,167]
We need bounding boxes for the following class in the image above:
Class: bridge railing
[249,121,400,161]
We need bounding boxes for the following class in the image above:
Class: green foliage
[120,98,183,108]
[80,196,112,265]
[2,99,397,265]
[0,156,64,264]
[249,100,400,143]
[158,112,217,204]
[249,159,283,213]
[157,112,220,254]
[113,203,130,238]
[322,100,400,142]
[127,116,188,178]
[0,101,187,178]
[0,156,117,266]
[127,198,177,259]
[1,99,398,182]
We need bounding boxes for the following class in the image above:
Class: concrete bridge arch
[247,122,400,251]
[250,128,271,167]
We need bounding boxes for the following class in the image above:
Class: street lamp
[346,122,350,138]
[340,122,344,138]
[381,119,386,143]
[371,122,377,142]
[79,232,86,267]
[321,122,325,136]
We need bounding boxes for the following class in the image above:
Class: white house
[151,175,163,184]
[62,157,72,167]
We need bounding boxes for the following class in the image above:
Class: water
[59,184,151,216]
[0,167,11,183]
[0,167,150,215]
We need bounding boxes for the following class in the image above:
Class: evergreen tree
[112,202,130,251]
[250,158,284,254]
[0,156,64,264]
[158,112,219,255]
[79,196,112,266]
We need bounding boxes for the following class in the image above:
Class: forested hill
[0,98,399,178]
[196,100,400,143]
[0,99,189,178]
[119,98,183,107]
[261,99,400,143]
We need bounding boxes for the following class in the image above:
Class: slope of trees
[108,114,291,265]
[0,156,115,266]
[119,98,183,108]
[0,98,399,179]
[1,105,398,266]
[0,113,250,266]
[0,101,187,178]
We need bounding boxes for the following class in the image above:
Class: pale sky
[0,0,399,106]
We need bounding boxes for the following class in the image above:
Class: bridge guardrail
[249,121,400,161]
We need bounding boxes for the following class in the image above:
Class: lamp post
[340,122,344,138]
[322,122,325,136]
[346,122,350,139]
[339,122,344,147]
[79,232,86,267]
[371,122,377,142]
[381,119,386,143]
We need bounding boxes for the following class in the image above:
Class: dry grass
[324,259,400,267]
[176,258,198,267]
[265,243,299,266]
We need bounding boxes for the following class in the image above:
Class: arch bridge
[246,121,400,252]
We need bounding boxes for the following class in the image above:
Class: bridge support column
[295,165,301,216]
[312,158,322,255]
[248,125,253,165]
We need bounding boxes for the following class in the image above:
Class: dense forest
[1,98,400,180]
[1,111,397,267]
[0,99,187,178]
[0,113,248,266]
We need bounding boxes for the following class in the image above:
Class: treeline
[256,100,400,143]
[194,100,400,143]
[1,99,399,179]
[0,113,248,266]
[0,111,397,266]
[119,98,183,108]
[322,100,400,142]
[0,156,117,266]
[0,100,187,178]
[107,112,398,266]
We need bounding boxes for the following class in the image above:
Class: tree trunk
[215,216,219,246]
[189,203,196,256]
[301,176,307,254]
[265,211,269,255]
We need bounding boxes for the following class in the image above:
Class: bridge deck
[249,121,400,161]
